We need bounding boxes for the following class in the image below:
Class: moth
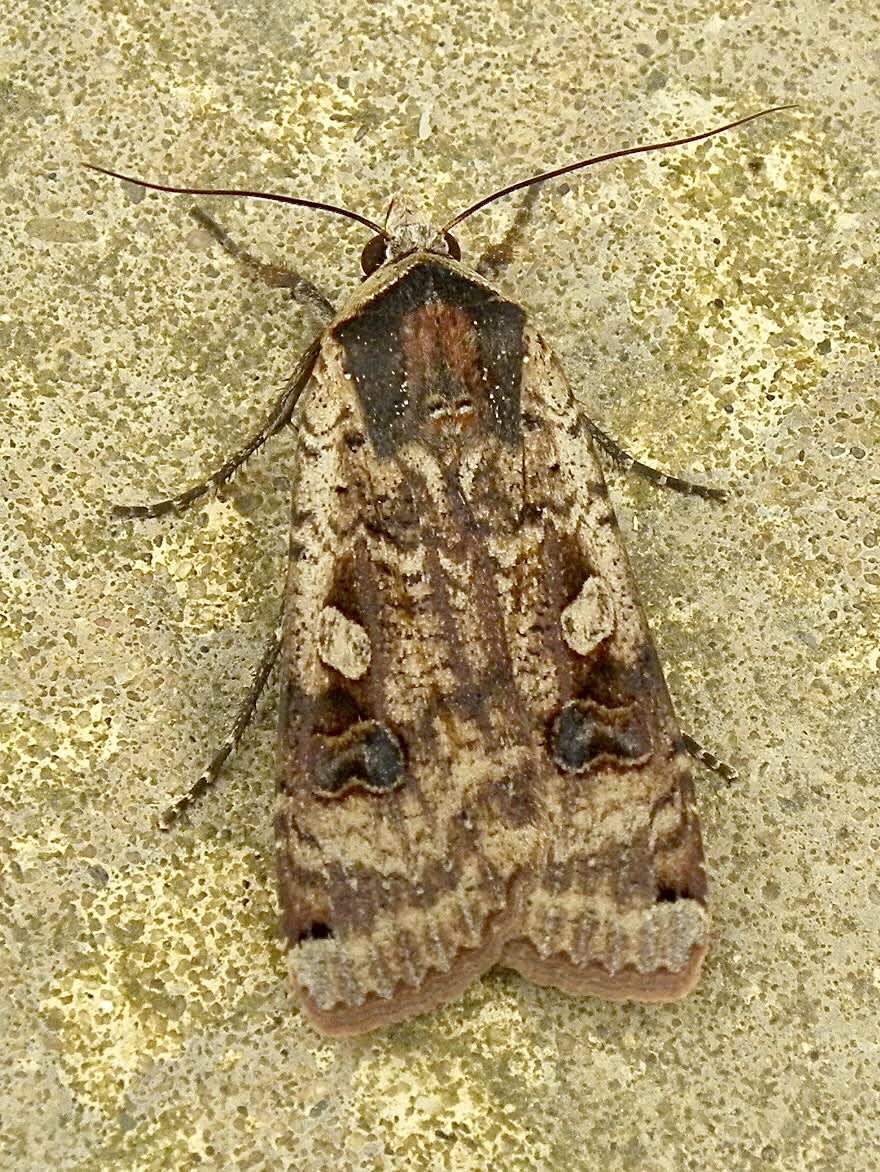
[90,105,789,1035]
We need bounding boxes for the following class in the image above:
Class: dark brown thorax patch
[333,261,525,455]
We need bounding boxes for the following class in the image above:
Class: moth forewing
[273,248,707,1036]
[501,335,708,1001]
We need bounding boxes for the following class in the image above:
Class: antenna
[83,163,387,237]
[442,105,796,233]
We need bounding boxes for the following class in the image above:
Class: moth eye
[443,232,461,260]
[360,234,388,276]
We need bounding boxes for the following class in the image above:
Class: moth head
[360,194,461,276]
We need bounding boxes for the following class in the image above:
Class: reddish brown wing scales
[400,301,477,396]
[274,255,707,1035]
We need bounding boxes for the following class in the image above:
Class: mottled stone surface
[2,0,877,1167]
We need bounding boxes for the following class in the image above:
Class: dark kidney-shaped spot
[550,699,652,773]
[313,720,406,797]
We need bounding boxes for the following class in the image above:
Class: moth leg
[476,183,545,279]
[682,732,738,782]
[113,335,321,518]
[582,417,728,502]
[158,624,282,829]
[190,207,336,321]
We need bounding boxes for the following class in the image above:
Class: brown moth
[90,106,790,1036]
[277,220,707,1035]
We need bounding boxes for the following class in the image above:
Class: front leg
[476,184,544,279]
[190,208,336,322]
[114,336,321,518]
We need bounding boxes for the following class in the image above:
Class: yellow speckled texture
[2,1,877,1168]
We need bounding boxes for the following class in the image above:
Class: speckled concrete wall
[2,1,877,1168]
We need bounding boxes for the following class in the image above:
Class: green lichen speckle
[1,0,878,1168]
